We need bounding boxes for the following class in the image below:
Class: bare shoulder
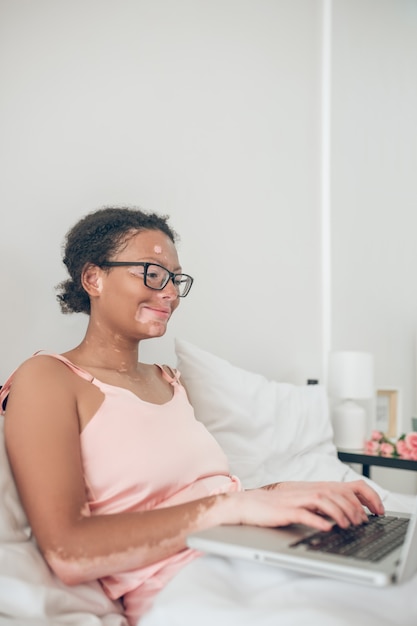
[10,353,74,382]
[5,354,78,416]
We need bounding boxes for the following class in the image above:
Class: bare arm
[4,356,384,587]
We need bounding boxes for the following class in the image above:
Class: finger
[343,480,384,514]
[317,498,356,528]
[275,507,334,532]
[310,482,378,524]
[303,489,368,528]
[288,491,353,528]
[324,491,369,526]
[350,481,385,515]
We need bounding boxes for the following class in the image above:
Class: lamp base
[332,399,367,450]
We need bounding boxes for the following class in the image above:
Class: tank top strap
[33,351,95,382]
[155,364,181,385]
[0,352,95,413]
[0,370,16,412]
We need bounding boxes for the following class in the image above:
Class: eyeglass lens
[145,264,192,297]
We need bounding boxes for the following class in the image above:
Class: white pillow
[175,338,351,488]
[0,417,30,543]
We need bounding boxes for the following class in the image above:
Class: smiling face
[84,229,182,342]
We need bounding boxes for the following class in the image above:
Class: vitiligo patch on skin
[135,308,168,336]
[43,495,223,585]
[153,245,162,254]
[44,545,144,586]
[80,502,91,518]
[128,267,144,278]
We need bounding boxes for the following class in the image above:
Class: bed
[1,339,416,625]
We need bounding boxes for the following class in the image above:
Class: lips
[134,303,173,325]
[144,306,171,319]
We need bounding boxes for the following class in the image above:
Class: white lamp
[328,351,374,450]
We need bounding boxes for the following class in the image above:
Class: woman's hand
[229,480,385,532]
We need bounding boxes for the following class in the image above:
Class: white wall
[0,0,322,385]
[330,0,417,493]
[1,0,416,492]
[331,0,417,431]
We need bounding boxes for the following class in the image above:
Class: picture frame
[375,389,400,438]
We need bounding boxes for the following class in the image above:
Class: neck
[69,323,141,374]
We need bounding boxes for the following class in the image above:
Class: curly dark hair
[56,206,178,315]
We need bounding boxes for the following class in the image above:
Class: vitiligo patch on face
[153,245,162,254]
[135,308,168,336]
[128,267,144,278]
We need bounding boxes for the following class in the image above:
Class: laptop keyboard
[292,515,409,562]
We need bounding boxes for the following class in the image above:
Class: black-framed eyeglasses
[101,261,194,297]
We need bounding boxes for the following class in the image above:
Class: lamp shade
[328,351,374,399]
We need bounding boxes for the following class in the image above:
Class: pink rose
[380,442,395,457]
[405,432,417,451]
[371,430,384,442]
[408,448,417,461]
[396,439,411,459]
[365,440,380,455]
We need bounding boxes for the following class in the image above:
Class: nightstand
[337,450,417,479]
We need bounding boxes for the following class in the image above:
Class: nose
[160,278,179,299]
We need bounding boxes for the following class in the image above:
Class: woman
[1,206,384,625]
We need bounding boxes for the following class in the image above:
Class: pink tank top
[1,353,241,619]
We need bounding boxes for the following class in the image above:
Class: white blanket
[141,549,417,626]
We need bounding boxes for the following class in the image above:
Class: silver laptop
[187,499,417,586]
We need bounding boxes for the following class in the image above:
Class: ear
[81,263,104,297]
